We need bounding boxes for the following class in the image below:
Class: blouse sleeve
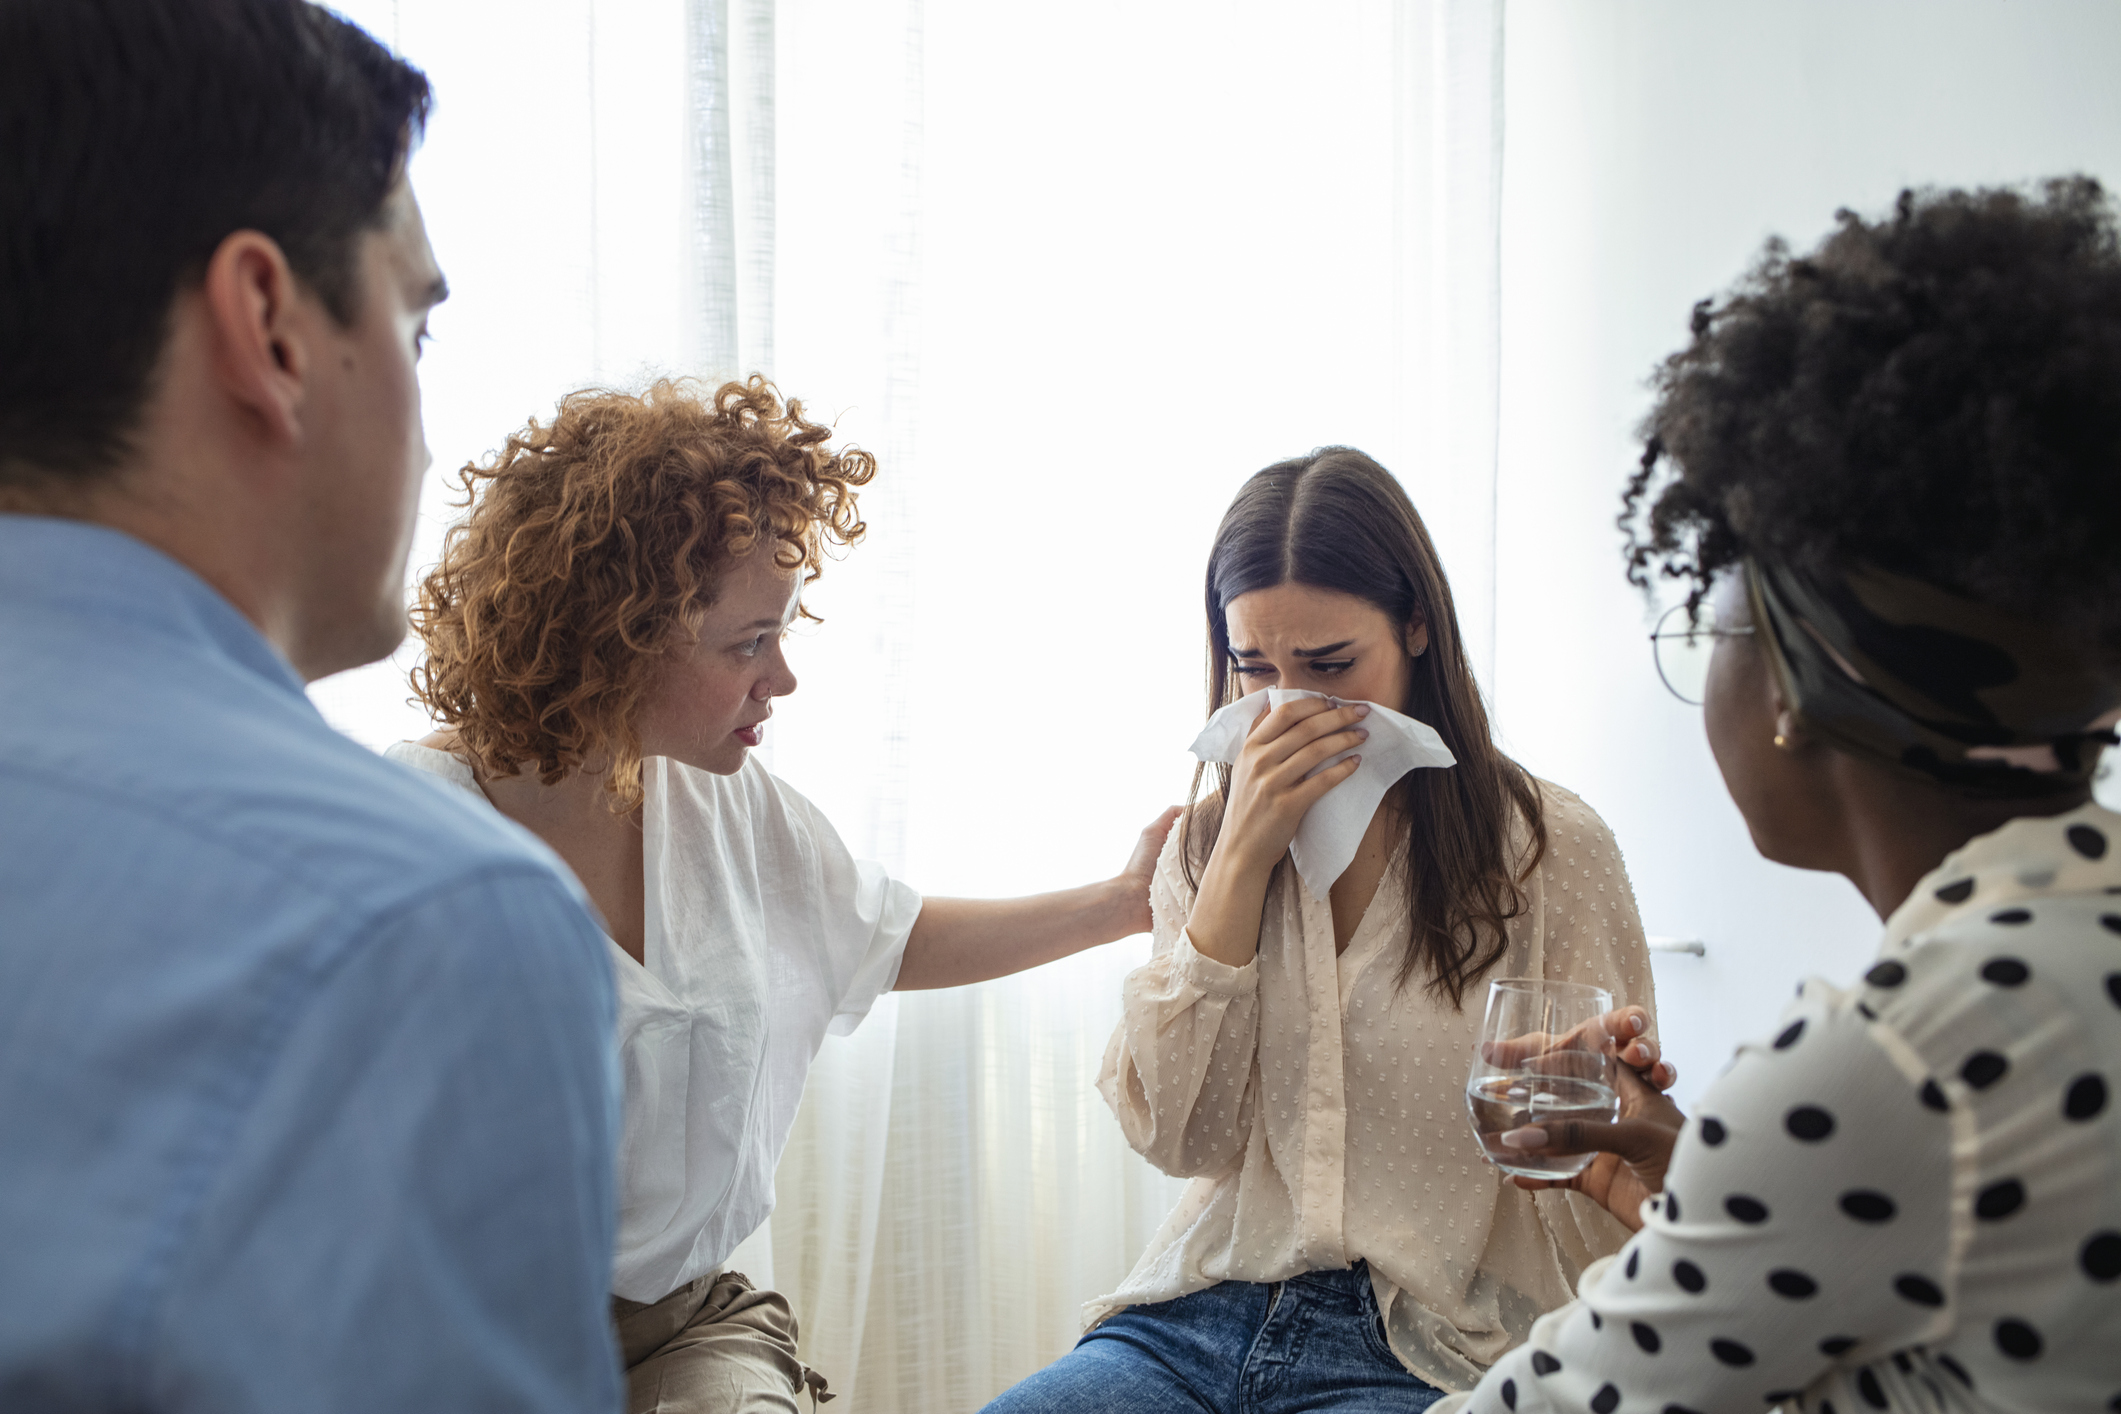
[1097,819,1263,1178]
[1450,982,1954,1414]
[828,857,923,1035]
[769,770,922,1037]
[1530,786,1657,1270]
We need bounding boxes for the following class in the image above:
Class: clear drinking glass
[1464,977,1621,1180]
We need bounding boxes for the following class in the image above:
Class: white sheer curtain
[715,4,1509,1409]
[314,2,1503,1409]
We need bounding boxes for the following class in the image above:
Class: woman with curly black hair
[1436,178,2121,1413]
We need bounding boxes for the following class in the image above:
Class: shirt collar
[0,513,310,702]
[1882,799,2121,950]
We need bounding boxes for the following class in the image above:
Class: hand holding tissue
[1188,688,1456,898]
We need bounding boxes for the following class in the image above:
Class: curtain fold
[734,0,776,378]
[683,0,737,378]
[685,0,775,382]
[1393,0,1506,696]
[862,0,921,879]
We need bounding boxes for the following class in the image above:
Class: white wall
[1493,0,2121,1108]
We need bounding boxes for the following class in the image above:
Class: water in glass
[1464,977,1620,1180]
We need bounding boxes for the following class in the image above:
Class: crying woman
[986,448,1667,1412]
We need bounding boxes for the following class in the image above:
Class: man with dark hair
[0,2,621,1409]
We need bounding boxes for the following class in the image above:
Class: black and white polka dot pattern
[1446,805,2121,1414]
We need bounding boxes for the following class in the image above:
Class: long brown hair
[1179,448,1545,1007]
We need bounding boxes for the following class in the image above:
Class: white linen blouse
[1438,802,2121,1414]
[386,744,920,1304]
[1089,780,1655,1390]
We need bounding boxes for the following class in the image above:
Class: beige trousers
[612,1272,831,1414]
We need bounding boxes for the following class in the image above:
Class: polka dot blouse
[1440,803,2121,1414]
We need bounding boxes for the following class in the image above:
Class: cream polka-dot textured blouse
[1437,802,2121,1414]
[1087,780,1655,1391]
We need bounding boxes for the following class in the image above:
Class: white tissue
[1188,687,1457,898]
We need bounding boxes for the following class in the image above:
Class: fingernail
[1355,728,1370,741]
[1630,1014,1646,1034]
[1665,1063,1678,1083]
[1500,1126,1546,1149]
[1354,704,1372,718]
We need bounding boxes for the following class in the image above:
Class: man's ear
[1405,618,1430,659]
[199,230,311,449]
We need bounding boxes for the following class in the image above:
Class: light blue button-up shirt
[0,516,621,1412]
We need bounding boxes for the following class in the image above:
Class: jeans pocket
[1362,1308,1398,1367]
[1355,1283,1396,1366]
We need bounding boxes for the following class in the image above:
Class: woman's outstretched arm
[894,692,1367,988]
[892,808,1181,990]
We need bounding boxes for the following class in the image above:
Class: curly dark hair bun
[1623,176,2121,657]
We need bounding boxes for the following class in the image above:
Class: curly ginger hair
[409,377,874,808]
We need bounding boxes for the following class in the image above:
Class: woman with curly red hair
[391,377,1175,1413]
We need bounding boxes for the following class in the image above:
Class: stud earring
[1773,733,1790,750]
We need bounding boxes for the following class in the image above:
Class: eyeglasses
[1650,604,1754,705]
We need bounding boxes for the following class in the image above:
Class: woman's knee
[981,1329,1214,1414]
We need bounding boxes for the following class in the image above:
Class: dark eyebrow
[1230,639,1355,660]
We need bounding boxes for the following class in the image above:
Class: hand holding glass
[1464,978,1621,1180]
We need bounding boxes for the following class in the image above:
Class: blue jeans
[982,1263,1446,1414]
